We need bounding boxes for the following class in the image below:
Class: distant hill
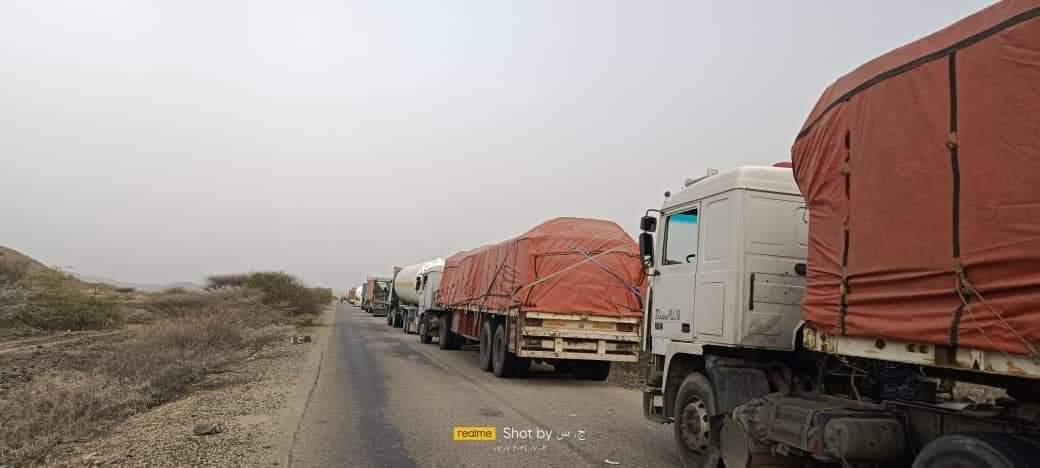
[71,274,203,292]
[0,245,49,277]
[0,245,201,292]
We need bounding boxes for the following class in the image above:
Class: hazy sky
[1,1,992,289]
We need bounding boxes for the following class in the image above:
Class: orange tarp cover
[792,0,1040,355]
[436,217,645,317]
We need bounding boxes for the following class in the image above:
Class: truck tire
[492,322,516,378]
[574,361,611,381]
[674,372,721,468]
[450,332,464,350]
[419,317,433,344]
[479,320,495,372]
[913,433,1040,468]
[438,314,453,350]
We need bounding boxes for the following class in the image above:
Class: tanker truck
[429,217,645,380]
[387,259,445,337]
[642,3,1040,466]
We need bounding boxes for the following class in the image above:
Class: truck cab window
[663,208,699,265]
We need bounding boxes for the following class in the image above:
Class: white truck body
[641,166,1040,468]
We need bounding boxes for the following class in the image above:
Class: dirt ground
[0,329,129,399]
[37,315,331,467]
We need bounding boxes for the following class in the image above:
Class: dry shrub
[245,271,319,315]
[0,288,286,464]
[142,289,214,317]
[0,370,148,463]
[204,273,250,291]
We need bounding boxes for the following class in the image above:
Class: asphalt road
[291,303,680,468]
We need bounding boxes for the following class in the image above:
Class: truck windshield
[664,208,699,265]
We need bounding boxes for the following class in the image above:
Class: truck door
[653,206,700,340]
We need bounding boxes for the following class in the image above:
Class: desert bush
[121,308,155,324]
[289,313,318,327]
[311,287,334,305]
[245,271,320,315]
[204,273,250,291]
[0,370,148,463]
[113,287,136,294]
[142,289,213,317]
[0,287,286,463]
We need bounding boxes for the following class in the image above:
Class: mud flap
[705,355,771,414]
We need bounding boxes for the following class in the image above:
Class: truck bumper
[517,312,642,363]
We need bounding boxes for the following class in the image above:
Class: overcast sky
[1,1,992,289]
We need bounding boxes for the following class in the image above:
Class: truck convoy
[362,276,391,316]
[387,259,444,335]
[641,2,1040,467]
[342,287,356,303]
[385,218,646,380]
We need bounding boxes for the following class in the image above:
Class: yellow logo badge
[453,426,496,441]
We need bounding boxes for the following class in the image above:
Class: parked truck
[351,285,364,306]
[427,217,645,380]
[362,276,392,316]
[641,2,1040,466]
[387,259,444,335]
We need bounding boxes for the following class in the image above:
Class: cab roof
[665,166,800,208]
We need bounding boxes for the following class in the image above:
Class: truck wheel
[479,321,495,372]
[574,361,611,381]
[492,322,516,378]
[419,317,433,344]
[914,433,1040,468]
[674,373,721,468]
[438,315,451,350]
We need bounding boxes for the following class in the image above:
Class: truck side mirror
[639,232,654,267]
[640,215,657,233]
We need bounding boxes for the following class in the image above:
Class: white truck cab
[642,166,807,355]
[640,167,809,449]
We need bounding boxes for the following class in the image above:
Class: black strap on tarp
[839,130,851,335]
[947,52,968,350]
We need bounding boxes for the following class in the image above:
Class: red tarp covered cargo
[436,217,645,318]
[792,0,1040,355]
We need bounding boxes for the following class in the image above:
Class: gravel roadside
[49,310,334,467]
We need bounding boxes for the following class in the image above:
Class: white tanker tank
[388,259,444,331]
